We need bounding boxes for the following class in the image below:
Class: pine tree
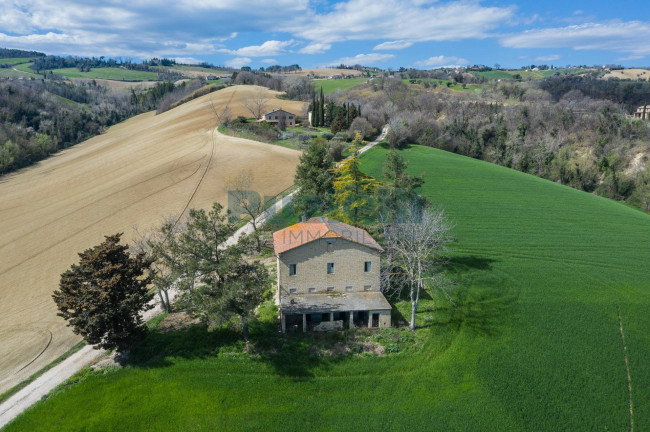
[294,137,334,214]
[329,132,381,225]
[378,149,425,222]
[154,203,269,340]
[330,112,347,134]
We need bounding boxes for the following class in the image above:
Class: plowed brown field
[0,85,304,393]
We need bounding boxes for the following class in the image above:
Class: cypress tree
[319,87,325,126]
[311,93,318,126]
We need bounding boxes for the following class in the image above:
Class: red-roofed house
[273,217,391,332]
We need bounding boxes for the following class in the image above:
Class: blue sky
[1,0,650,69]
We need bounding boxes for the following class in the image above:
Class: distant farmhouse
[273,217,392,332]
[634,105,650,120]
[260,108,296,127]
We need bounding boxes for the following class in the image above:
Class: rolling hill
[0,85,305,395]
[5,143,650,431]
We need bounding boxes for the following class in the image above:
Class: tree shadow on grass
[427,282,518,337]
[128,317,343,380]
[248,319,344,380]
[413,255,517,337]
[128,325,241,368]
[446,255,498,274]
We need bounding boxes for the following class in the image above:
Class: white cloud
[299,42,331,54]
[502,21,650,55]
[172,57,203,64]
[217,32,238,42]
[326,53,394,66]
[220,40,294,57]
[261,58,277,64]
[616,55,644,62]
[0,0,513,61]
[535,54,560,62]
[373,40,413,51]
[225,57,251,68]
[0,0,306,59]
[284,0,514,44]
[414,55,468,68]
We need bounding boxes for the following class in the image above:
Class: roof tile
[273,217,383,254]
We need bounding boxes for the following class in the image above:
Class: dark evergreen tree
[294,137,335,215]
[319,86,325,126]
[53,233,153,351]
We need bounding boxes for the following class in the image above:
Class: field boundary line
[618,306,634,432]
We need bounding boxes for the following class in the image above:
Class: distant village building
[328,74,343,80]
[261,108,296,127]
[634,105,650,120]
[273,217,392,332]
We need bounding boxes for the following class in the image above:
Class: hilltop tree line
[30,55,168,73]
[0,79,188,175]
[0,48,45,58]
[335,75,650,211]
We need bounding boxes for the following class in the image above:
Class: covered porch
[280,292,391,332]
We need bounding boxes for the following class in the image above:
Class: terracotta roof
[263,108,296,116]
[273,217,383,254]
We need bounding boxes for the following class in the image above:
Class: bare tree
[227,170,265,251]
[381,202,453,330]
[209,96,232,125]
[131,216,186,312]
[244,88,269,119]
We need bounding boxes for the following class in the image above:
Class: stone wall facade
[277,238,380,297]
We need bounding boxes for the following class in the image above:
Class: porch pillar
[281,314,286,333]
[368,311,372,328]
[349,311,354,328]
[302,314,307,332]
[330,312,334,322]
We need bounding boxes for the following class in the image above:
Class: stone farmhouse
[260,108,297,127]
[273,217,392,332]
[634,105,649,120]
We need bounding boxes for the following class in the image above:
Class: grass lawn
[315,77,368,95]
[472,69,594,81]
[11,63,39,75]
[0,57,36,65]
[5,144,650,431]
[0,68,37,79]
[44,67,159,81]
[472,70,546,80]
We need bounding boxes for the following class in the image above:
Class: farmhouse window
[327,262,335,274]
[308,287,316,293]
[289,288,297,294]
[289,263,297,276]
[326,286,334,293]
[364,261,371,272]
[364,285,371,291]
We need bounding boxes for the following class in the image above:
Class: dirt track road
[0,85,304,395]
